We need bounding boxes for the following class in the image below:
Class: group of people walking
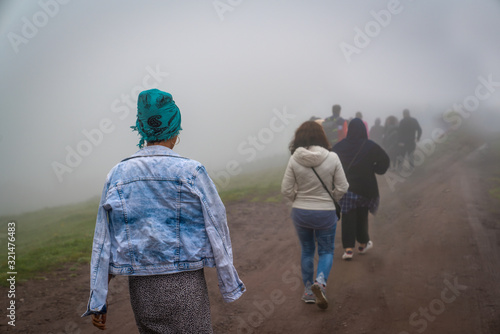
[282,104,392,309]
[83,91,420,331]
[372,110,422,170]
[284,104,422,309]
[318,104,422,171]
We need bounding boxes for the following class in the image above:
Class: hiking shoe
[301,290,316,304]
[342,250,353,260]
[358,241,373,254]
[311,282,328,310]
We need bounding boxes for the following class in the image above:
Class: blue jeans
[293,222,337,287]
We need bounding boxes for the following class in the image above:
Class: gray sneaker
[311,282,328,309]
[301,289,316,304]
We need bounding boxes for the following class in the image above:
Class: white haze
[1,0,500,215]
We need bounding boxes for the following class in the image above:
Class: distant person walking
[322,104,347,147]
[309,115,325,125]
[281,121,349,309]
[83,89,245,333]
[382,115,399,169]
[355,111,370,138]
[397,109,422,169]
[332,118,389,261]
[369,117,385,145]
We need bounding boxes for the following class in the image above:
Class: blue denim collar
[121,145,186,163]
[133,145,179,157]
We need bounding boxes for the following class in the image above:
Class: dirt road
[2,142,499,334]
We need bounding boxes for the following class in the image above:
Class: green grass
[489,186,500,201]
[218,165,285,203]
[0,166,287,286]
[430,117,500,205]
[0,198,98,286]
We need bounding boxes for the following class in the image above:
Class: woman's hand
[92,275,112,330]
[91,272,112,329]
[91,313,107,330]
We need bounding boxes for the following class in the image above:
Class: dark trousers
[341,207,370,249]
[396,141,417,168]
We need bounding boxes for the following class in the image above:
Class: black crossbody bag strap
[346,140,367,171]
[311,167,341,220]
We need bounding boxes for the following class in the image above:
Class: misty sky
[1,0,500,215]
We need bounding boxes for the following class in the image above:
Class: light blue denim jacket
[83,146,245,316]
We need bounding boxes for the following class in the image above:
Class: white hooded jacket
[281,146,349,210]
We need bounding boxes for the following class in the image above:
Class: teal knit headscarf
[131,89,182,148]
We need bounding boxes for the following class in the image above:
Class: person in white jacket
[281,121,349,309]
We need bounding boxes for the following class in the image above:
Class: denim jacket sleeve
[192,166,246,302]
[82,180,112,317]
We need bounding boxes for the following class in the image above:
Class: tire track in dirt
[458,148,500,333]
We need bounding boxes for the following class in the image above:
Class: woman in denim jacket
[281,121,349,309]
[83,89,245,333]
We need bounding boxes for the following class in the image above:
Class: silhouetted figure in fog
[355,111,370,138]
[397,109,422,169]
[382,116,399,169]
[282,121,349,309]
[369,118,384,145]
[322,104,347,147]
[332,119,389,261]
[309,115,325,125]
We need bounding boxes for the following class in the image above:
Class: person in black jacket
[369,117,385,145]
[382,115,399,170]
[332,118,390,260]
[396,109,422,169]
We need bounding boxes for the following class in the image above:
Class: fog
[1,0,500,215]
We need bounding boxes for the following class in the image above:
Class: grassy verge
[0,198,98,286]
[435,118,500,203]
[218,165,285,203]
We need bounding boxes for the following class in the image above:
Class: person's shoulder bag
[311,167,341,220]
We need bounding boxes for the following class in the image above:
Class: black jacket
[398,116,422,144]
[332,118,390,199]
